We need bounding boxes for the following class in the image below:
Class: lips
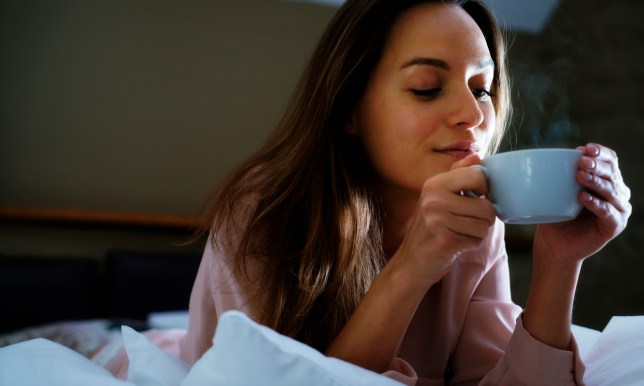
[435,141,480,159]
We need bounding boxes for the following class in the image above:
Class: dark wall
[505,0,644,329]
[0,0,335,216]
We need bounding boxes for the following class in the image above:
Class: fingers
[420,170,496,237]
[413,201,494,262]
[420,196,495,237]
[578,168,631,214]
[577,143,631,215]
[450,153,482,170]
[396,163,498,280]
[434,162,488,197]
[406,163,497,266]
[578,190,629,237]
[445,212,495,239]
[578,143,619,182]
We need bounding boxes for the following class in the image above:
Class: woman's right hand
[390,154,497,288]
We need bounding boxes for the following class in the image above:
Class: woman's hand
[523,143,630,349]
[391,154,497,288]
[533,143,632,267]
[327,154,495,372]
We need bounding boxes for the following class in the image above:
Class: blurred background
[0,0,642,332]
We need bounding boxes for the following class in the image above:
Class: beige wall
[0,0,335,216]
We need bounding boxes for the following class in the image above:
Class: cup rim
[485,148,582,160]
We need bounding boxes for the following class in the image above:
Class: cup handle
[465,165,503,217]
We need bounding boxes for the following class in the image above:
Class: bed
[1,310,644,386]
[1,251,643,385]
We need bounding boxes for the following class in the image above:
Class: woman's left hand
[533,143,632,266]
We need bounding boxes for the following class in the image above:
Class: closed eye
[410,88,441,99]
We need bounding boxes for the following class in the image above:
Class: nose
[446,88,485,129]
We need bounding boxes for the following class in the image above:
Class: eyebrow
[400,57,495,71]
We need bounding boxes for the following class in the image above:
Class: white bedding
[0,311,402,386]
[1,312,643,386]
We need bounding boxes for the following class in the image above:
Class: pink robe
[178,219,585,385]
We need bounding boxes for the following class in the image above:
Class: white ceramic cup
[473,148,583,224]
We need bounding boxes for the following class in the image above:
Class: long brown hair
[202,0,510,351]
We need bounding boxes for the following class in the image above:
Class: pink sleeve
[382,357,419,386]
[451,247,585,385]
[480,316,586,385]
[179,235,258,365]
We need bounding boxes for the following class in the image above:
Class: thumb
[450,154,482,170]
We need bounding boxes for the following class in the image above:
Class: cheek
[359,103,422,155]
[478,105,498,155]
[357,113,431,186]
[357,120,396,168]
[354,95,398,150]
[353,114,403,176]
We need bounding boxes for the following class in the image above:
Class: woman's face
[348,2,496,198]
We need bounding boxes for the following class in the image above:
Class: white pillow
[122,326,189,386]
[0,338,134,386]
[571,324,601,362]
[182,310,404,386]
[583,316,644,386]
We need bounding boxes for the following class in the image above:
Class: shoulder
[209,190,259,254]
[202,196,266,315]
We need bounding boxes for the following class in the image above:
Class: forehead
[382,3,491,69]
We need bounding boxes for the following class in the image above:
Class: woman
[178,0,631,384]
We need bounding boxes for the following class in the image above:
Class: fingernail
[588,144,600,156]
[583,156,596,170]
[582,191,593,202]
[582,171,593,181]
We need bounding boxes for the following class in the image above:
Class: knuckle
[422,178,440,193]
[420,195,441,214]
[597,143,616,159]
[433,231,457,251]
[609,148,618,160]
[599,200,613,216]
[608,160,617,175]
